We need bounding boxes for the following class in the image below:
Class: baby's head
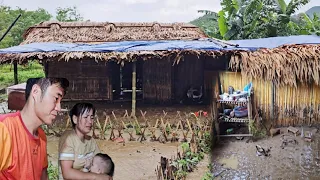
[90,153,114,176]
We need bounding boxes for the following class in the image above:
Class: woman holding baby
[58,103,114,180]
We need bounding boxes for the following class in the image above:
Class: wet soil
[1,101,211,179]
[211,127,320,180]
[47,129,209,180]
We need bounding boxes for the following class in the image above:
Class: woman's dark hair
[69,103,96,128]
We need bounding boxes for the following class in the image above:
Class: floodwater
[47,132,208,180]
[211,127,320,180]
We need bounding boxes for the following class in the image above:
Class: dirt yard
[44,104,212,180]
[0,101,211,179]
[47,135,209,180]
[211,126,320,179]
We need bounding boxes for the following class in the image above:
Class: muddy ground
[211,127,320,180]
[47,133,209,180]
[0,101,211,179]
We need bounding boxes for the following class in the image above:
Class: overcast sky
[2,0,319,23]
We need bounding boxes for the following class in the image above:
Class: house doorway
[110,61,143,101]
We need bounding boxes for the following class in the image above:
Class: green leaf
[218,10,228,38]
[300,13,313,29]
[276,0,287,14]
[286,0,310,16]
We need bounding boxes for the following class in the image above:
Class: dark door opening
[110,61,143,101]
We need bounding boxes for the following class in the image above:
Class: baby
[82,153,115,177]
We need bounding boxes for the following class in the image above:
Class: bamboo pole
[271,81,275,125]
[248,96,252,134]
[14,61,18,85]
[212,98,219,141]
[131,62,136,117]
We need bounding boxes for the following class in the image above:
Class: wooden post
[271,81,275,124]
[44,60,49,77]
[14,61,18,84]
[248,96,252,134]
[212,98,220,141]
[131,62,136,117]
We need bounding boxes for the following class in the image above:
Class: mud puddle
[211,127,320,179]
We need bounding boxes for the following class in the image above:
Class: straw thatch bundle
[1,43,320,87]
[229,44,320,87]
[22,21,207,44]
[0,49,223,65]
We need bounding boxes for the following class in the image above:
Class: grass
[249,120,267,140]
[48,161,59,180]
[170,132,212,179]
[0,61,44,101]
[201,164,214,180]
[0,61,45,87]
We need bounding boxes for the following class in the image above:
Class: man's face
[33,83,64,125]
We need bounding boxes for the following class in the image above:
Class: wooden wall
[174,55,204,102]
[218,72,320,126]
[143,58,173,103]
[46,59,112,100]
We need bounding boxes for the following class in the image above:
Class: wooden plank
[212,98,220,141]
[219,134,253,137]
[221,118,249,123]
[217,100,247,106]
[14,61,18,85]
[131,62,136,117]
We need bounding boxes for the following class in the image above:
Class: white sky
[1,0,319,23]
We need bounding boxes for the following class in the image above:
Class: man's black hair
[25,77,69,101]
[25,78,41,101]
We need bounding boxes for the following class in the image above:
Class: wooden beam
[131,62,136,117]
[14,61,18,85]
[212,98,220,141]
[271,81,275,124]
[248,96,253,134]
[219,134,253,137]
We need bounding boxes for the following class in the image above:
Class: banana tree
[275,0,311,35]
[217,0,313,40]
[298,12,320,35]
[218,0,266,40]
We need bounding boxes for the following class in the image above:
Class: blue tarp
[0,35,319,54]
[229,35,320,49]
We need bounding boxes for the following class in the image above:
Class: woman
[58,102,112,180]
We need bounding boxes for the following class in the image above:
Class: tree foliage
[190,11,221,38]
[55,6,83,22]
[0,6,84,49]
[194,0,320,40]
[0,6,51,48]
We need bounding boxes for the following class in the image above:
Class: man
[0,77,69,180]
[0,77,112,180]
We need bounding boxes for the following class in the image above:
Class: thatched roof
[1,20,320,87]
[230,44,320,87]
[22,21,208,44]
[1,44,320,87]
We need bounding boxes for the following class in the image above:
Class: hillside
[189,12,220,38]
[306,6,320,17]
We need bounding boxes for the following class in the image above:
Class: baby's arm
[81,157,93,172]
[81,167,89,172]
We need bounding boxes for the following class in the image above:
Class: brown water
[211,128,320,180]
